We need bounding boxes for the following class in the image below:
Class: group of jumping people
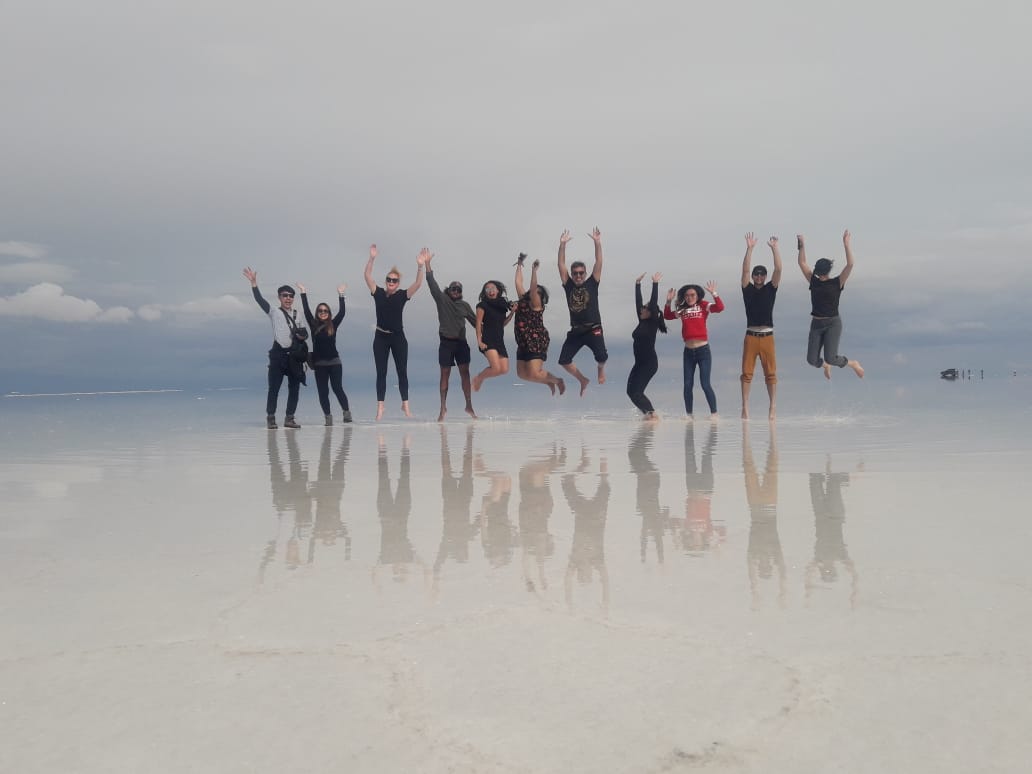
[244,228,863,428]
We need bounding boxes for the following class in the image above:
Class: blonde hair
[387,265,402,280]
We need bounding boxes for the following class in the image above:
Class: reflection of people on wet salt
[562,450,611,614]
[308,427,353,565]
[629,424,669,565]
[679,424,725,556]
[372,435,427,589]
[518,445,566,596]
[743,424,785,609]
[475,447,516,568]
[433,426,477,590]
[805,458,859,608]
[259,431,312,581]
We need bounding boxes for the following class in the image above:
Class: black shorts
[438,336,471,367]
[558,326,608,365]
[481,341,509,359]
[516,347,547,362]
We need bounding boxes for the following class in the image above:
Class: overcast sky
[2,0,1030,393]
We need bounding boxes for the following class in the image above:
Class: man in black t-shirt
[740,233,782,421]
[557,227,608,396]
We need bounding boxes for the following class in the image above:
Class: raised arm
[650,273,661,306]
[796,234,812,282]
[298,283,315,327]
[663,287,677,319]
[514,253,527,298]
[838,229,855,287]
[706,281,724,313]
[557,230,572,284]
[589,226,603,281]
[406,248,429,298]
[635,273,645,314]
[364,244,378,294]
[334,284,347,325]
[741,232,757,288]
[769,236,783,288]
[426,255,443,301]
[529,259,543,309]
[243,267,270,313]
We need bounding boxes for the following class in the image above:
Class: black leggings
[373,331,409,401]
[627,351,658,414]
[314,364,350,414]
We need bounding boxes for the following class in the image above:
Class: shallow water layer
[1,386,1030,773]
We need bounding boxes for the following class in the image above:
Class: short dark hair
[813,258,834,277]
[570,261,587,274]
[277,285,295,297]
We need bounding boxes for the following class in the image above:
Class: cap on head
[752,265,768,277]
[447,281,463,292]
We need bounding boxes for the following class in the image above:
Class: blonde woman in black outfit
[298,281,352,425]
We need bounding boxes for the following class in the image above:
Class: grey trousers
[807,316,848,368]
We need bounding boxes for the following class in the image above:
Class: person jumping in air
[557,227,608,396]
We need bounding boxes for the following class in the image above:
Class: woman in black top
[364,244,428,420]
[626,272,667,419]
[797,231,864,380]
[299,282,351,425]
[472,280,516,393]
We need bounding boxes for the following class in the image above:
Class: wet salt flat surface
[1,383,1031,773]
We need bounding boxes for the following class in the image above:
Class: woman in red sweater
[664,281,724,418]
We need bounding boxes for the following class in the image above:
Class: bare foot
[597,366,606,385]
[376,402,385,421]
[401,401,413,418]
[557,379,566,396]
[768,407,776,421]
[465,404,478,419]
[823,363,832,381]
[741,408,750,420]
[437,408,446,422]
[548,382,556,396]
[710,413,719,423]
[577,374,590,396]
[644,411,660,422]
[849,360,865,378]
[472,376,482,392]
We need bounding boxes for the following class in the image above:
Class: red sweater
[664,296,724,341]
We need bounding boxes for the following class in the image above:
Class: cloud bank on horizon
[1,0,1030,387]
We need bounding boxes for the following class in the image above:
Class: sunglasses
[385,277,400,284]
[279,293,294,298]
[572,271,586,277]
[317,308,331,315]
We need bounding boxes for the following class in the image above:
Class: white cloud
[0,283,134,323]
[0,262,74,284]
[136,294,252,325]
[891,317,989,336]
[0,241,47,259]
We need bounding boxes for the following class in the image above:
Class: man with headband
[426,253,478,421]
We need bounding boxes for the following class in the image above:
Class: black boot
[284,415,301,429]
[266,415,278,429]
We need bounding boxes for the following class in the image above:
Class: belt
[746,330,774,337]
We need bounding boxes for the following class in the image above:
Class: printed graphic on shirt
[569,287,591,313]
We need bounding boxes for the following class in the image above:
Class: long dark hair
[479,280,510,304]
[646,301,667,333]
[522,285,549,307]
[675,284,705,311]
[313,302,334,337]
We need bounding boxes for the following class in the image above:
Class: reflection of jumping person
[425,253,478,422]
[513,255,565,395]
[298,282,352,425]
[557,228,608,396]
[629,424,669,565]
[805,459,859,608]
[518,445,565,597]
[433,425,477,591]
[626,272,667,419]
[743,424,785,610]
[364,244,428,420]
[664,281,724,419]
[308,427,353,564]
[244,268,308,429]
[562,450,610,615]
[797,231,864,380]
[475,449,516,568]
[740,233,783,421]
[472,280,516,393]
